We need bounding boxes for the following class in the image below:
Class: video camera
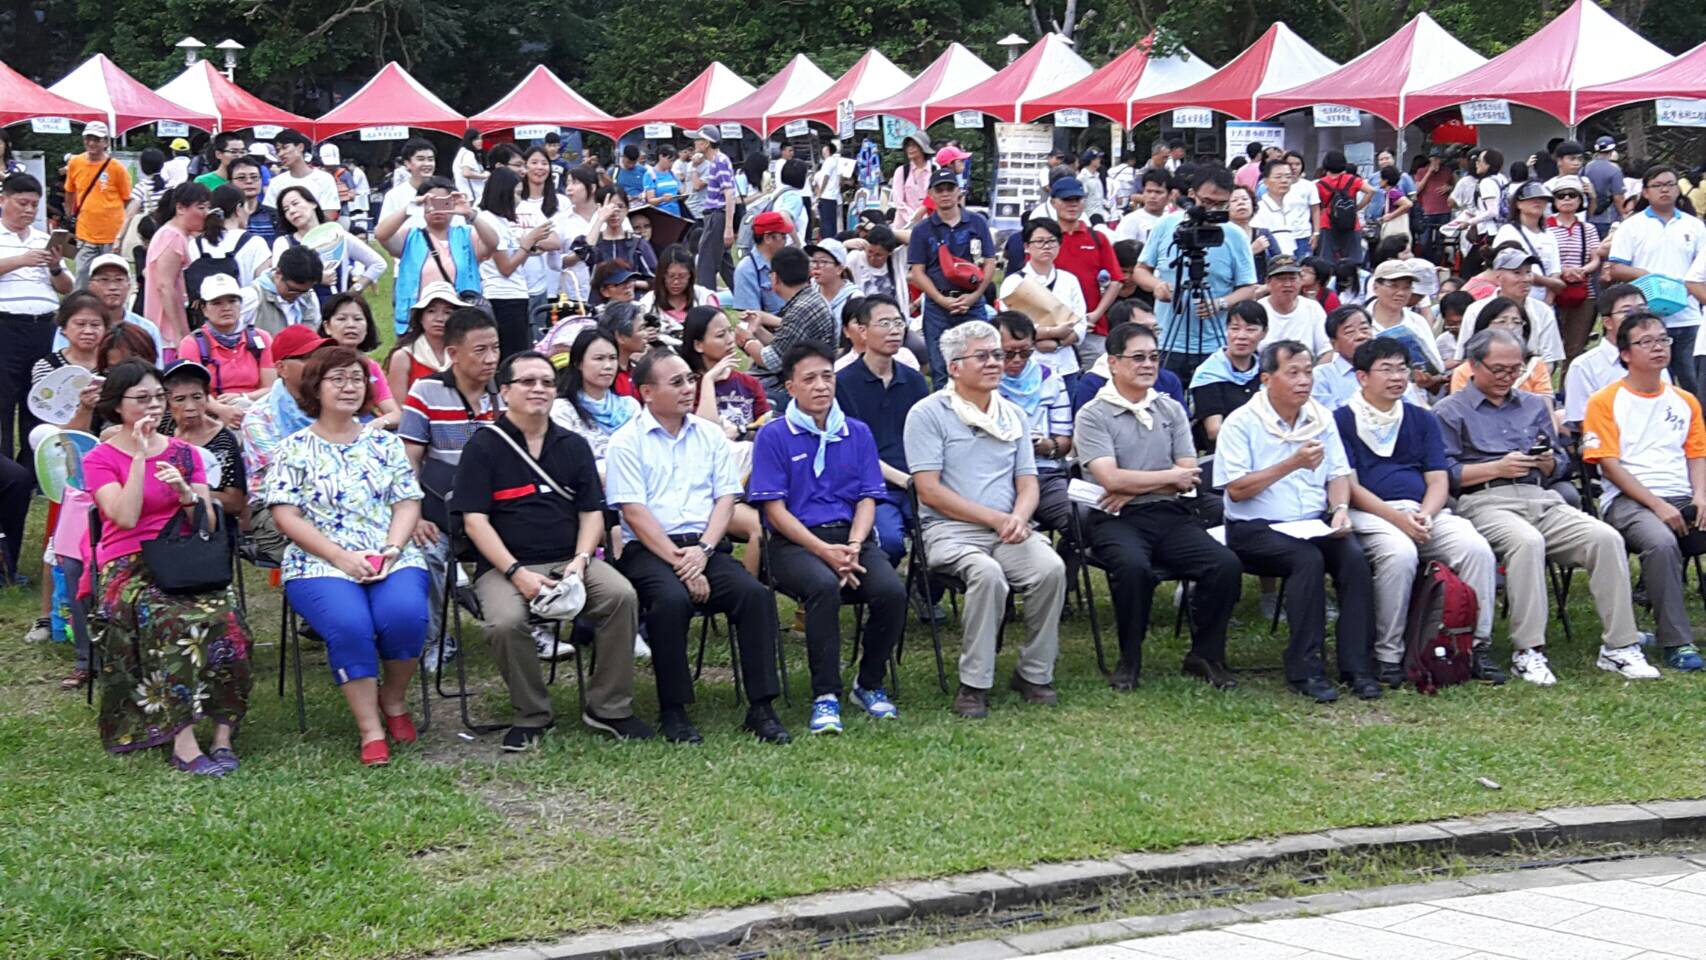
[1174,205,1228,252]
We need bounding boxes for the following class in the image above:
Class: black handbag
[142,500,233,595]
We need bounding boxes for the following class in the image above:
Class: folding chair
[1064,495,1194,677]
[759,526,889,700]
[905,479,1004,694]
[684,536,790,708]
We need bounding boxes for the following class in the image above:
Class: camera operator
[1133,166,1258,383]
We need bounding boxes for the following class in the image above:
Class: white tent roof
[858,43,996,127]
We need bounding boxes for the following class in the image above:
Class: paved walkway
[1027,872,1706,960]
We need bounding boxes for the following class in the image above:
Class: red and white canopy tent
[155,60,313,133]
[1021,32,1216,127]
[702,54,835,137]
[49,54,215,135]
[610,62,755,138]
[1405,0,1671,127]
[859,43,995,128]
[776,48,912,131]
[1576,37,1706,118]
[1257,14,1485,129]
[923,33,1092,128]
[0,59,106,128]
[1127,23,1338,124]
[469,65,620,138]
[310,61,466,140]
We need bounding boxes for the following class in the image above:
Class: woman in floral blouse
[266,346,429,767]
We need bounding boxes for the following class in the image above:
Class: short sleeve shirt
[262,429,427,583]
[1139,214,1257,355]
[907,211,996,297]
[903,392,1036,524]
[702,156,736,212]
[1260,297,1330,358]
[1073,392,1194,507]
[747,415,887,529]
[1212,396,1353,522]
[449,417,604,574]
[1608,208,1706,327]
[603,408,743,543]
[1581,379,1706,506]
[65,154,132,244]
[836,356,930,476]
[264,169,342,215]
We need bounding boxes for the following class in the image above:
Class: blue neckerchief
[1188,348,1259,390]
[1000,357,1045,415]
[785,399,846,477]
[578,390,636,433]
[268,379,312,437]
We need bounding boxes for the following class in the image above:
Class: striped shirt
[1547,217,1601,272]
[702,155,735,213]
[399,372,504,468]
[0,222,59,316]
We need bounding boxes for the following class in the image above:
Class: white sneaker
[421,635,460,673]
[1511,648,1557,686]
[1597,643,1661,680]
[633,633,652,659]
[534,625,574,662]
[23,621,50,644]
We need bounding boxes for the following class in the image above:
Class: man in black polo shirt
[452,351,652,751]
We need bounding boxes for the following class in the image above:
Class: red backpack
[1401,562,1478,694]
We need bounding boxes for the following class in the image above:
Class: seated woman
[266,346,430,767]
[1449,296,1553,396]
[597,302,656,397]
[383,281,461,404]
[319,293,402,430]
[161,359,249,522]
[551,328,639,474]
[83,360,253,775]
[679,305,769,449]
[589,258,639,307]
[175,274,276,428]
[31,291,108,434]
[638,243,718,330]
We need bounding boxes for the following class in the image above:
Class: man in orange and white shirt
[1581,309,1706,672]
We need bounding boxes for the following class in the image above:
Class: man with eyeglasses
[1607,165,1706,393]
[606,350,790,744]
[1460,247,1567,365]
[835,294,920,372]
[195,133,248,191]
[905,320,1066,718]
[995,312,1075,547]
[1310,306,1372,410]
[227,156,276,243]
[1581,311,1706,673]
[1076,321,1242,692]
[1337,337,1504,688]
[1435,328,1656,686]
[453,351,652,751]
[1563,284,1653,431]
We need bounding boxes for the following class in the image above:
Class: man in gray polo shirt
[905,320,1066,718]
[1076,321,1243,693]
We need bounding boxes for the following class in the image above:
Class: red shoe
[382,710,417,745]
[360,738,390,767]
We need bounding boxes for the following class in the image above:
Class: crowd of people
[4,116,1706,776]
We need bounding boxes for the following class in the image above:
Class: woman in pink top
[83,360,252,776]
[318,293,403,430]
[142,182,212,355]
[890,134,933,227]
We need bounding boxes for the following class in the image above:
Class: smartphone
[364,554,386,574]
[48,229,72,259]
[424,195,456,214]
[1527,437,1551,455]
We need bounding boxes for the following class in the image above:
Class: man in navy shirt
[1336,338,1504,688]
[908,169,996,387]
[750,343,905,734]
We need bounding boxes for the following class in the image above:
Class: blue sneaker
[808,695,843,735]
[1664,644,1704,671]
[851,685,898,720]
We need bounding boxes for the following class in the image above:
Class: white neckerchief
[408,338,448,372]
[1249,387,1330,443]
[1347,391,1405,457]
[944,381,1024,442]
[1095,382,1161,429]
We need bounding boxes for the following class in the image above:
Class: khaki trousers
[922,521,1065,689]
[1350,504,1497,663]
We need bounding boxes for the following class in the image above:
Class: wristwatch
[504,560,524,579]
[573,552,592,566]
[697,542,715,555]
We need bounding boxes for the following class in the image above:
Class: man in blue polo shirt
[908,168,996,387]
[731,210,791,318]
[1337,337,1504,688]
[750,343,905,734]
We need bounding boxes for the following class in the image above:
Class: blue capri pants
[284,568,431,684]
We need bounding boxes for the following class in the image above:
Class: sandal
[167,753,227,777]
[208,747,240,773]
[59,668,91,690]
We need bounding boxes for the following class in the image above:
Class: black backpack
[1325,177,1359,233]
[182,231,248,302]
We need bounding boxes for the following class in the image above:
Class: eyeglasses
[124,391,167,404]
[508,376,557,389]
[1026,237,1060,248]
[1112,351,1162,364]
[809,258,839,270]
[953,349,1006,365]
[1004,347,1034,361]
[1369,363,1411,376]
[1477,362,1525,377]
[323,374,365,388]
[660,373,693,388]
[1630,334,1674,350]
[868,317,907,330]
[1647,180,1680,190]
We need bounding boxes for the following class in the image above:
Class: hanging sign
[1460,100,1511,125]
[1054,109,1089,128]
[1312,104,1360,128]
[783,119,811,138]
[156,121,189,137]
[953,110,985,129]
[515,124,557,140]
[1171,108,1213,129]
[1656,98,1706,127]
[854,116,880,131]
[719,123,744,139]
[29,117,70,135]
[359,125,409,141]
[882,116,920,149]
[1224,122,1288,163]
[642,123,673,140]
[836,99,855,140]
[251,124,283,140]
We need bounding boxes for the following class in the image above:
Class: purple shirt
[703,155,735,212]
[748,414,887,529]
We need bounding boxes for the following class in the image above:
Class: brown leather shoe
[952,683,990,718]
[1008,672,1059,705]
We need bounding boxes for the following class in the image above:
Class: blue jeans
[285,568,431,684]
[923,299,992,388]
[1667,325,1698,396]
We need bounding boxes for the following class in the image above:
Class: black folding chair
[759,526,889,701]
[905,479,1005,694]
[1064,494,1194,677]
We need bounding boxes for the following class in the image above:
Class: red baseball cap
[751,210,794,237]
[271,325,331,361]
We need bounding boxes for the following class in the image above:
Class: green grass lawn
[3,246,1704,958]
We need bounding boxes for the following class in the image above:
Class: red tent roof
[775,48,912,131]
[1127,23,1338,124]
[1257,14,1485,128]
[924,34,1092,127]
[1577,38,1706,117]
[311,61,466,140]
[469,65,620,137]
[859,43,995,128]
[48,54,215,135]
[0,59,106,128]
[610,63,756,137]
[1406,0,1672,126]
[155,61,312,133]
[703,54,835,137]
[1021,33,1216,127]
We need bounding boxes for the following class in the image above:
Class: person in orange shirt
[63,121,133,286]
[1581,309,1706,672]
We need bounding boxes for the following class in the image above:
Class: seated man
[453,351,653,751]
[1214,340,1380,703]
[994,311,1074,540]
[1310,305,1372,410]
[1461,247,1566,364]
[1562,283,1650,430]
[835,294,920,371]
[241,245,323,335]
[1581,311,1706,672]
[906,320,1067,718]
[738,245,836,403]
[1337,337,1505,687]
[1077,321,1244,691]
[605,350,790,743]
[1435,328,1657,685]
[750,344,906,734]
[1189,301,1266,451]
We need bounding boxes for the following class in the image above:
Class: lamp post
[175,37,206,67]
[216,39,245,81]
[997,34,1027,64]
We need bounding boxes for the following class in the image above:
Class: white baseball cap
[83,121,110,139]
[319,144,341,166]
[88,253,131,276]
[199,274,242,303]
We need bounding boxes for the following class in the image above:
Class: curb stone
[433,800,1706,960]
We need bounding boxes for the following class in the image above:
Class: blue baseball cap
[1050,176,1087,200]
